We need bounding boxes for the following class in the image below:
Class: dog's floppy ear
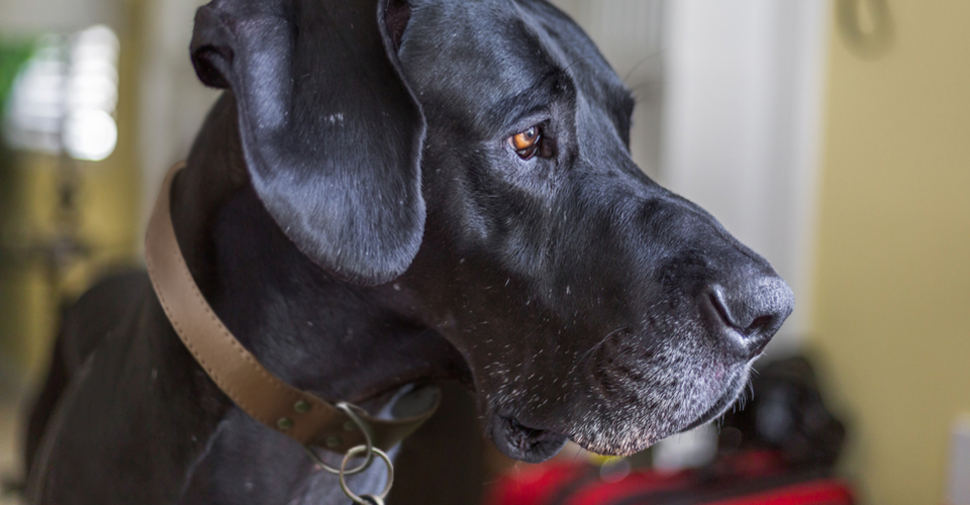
[189,0,424,285]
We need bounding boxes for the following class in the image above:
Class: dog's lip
[488,366,744,459]
[490,413,569,463]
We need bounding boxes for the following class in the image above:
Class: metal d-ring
[302,402,375,475]
[339,446,394,505]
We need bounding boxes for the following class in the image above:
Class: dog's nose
[705,275,794,360]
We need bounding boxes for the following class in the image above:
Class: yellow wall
[0,2,144,382]
[812,2,970,503]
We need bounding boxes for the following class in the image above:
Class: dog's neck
[170,93,463,406]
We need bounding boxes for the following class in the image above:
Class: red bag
[488,451,855,505]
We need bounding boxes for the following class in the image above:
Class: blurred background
[0,0,967,504]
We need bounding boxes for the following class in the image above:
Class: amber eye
[512,126,539,150]
[510,126,541,159]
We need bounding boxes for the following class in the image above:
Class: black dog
[23,0,793,503]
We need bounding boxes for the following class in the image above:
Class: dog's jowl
[23,0,793,503]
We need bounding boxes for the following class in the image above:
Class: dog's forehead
[400,0,629,128]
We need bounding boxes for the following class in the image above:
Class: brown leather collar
[145,162,438,453]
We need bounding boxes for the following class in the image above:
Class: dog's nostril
[708,287,746,333]
[745,314,774,336]
[708,284,781,336]
[705,278,793,358]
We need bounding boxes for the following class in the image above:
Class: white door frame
[662,0,831,353]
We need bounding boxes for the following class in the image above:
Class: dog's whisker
[568,326,629,377]
[563,55,598,74]
[622,51,662,85]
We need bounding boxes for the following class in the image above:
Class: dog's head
[190,0,794,462]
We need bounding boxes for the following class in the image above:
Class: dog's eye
[510,126,541,160]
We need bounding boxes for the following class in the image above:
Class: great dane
[23,0,794,503]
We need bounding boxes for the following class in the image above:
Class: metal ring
[302,402,375,475]
[339,446,394,504]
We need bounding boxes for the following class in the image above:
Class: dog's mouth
[489,413,569,463]
[483,364,751,463]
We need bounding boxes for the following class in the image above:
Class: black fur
[24,0,794,503]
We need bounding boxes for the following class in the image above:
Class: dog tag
[359,496,384,505]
